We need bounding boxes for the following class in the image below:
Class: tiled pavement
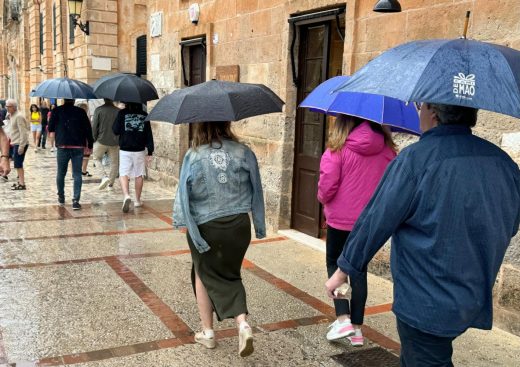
[0,151,519,366]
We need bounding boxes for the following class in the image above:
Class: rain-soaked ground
[0,148,519,366]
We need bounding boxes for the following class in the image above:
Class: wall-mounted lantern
[68,0,89,35]
[189,3,200,25]
[373,0,402,13]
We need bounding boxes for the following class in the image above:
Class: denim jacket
[173,139,266,253]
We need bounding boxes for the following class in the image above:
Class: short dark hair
[428,103,478,127]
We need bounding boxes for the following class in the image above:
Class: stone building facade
[0,0,148,111]
[1,0,520,333]
[143,0,520,334]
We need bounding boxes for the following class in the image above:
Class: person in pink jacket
[318,114,396,346]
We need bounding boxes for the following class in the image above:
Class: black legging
[38,123,47,148]
[325,225,368,325]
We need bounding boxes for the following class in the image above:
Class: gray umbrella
[92,73,158,104]
[146,80,284,124]
[30,77,97,99]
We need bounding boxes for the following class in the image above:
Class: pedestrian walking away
[47,103,57,152]
[173,121,266,357]
[319,115,396,346]
[112,102,154,212]
[325,103,520,366]
[5,99,29,190]
[48,99,94,210]
[76,102,93,177]
[38,101,49,150]
[92,98,120,190]
[0,120,10,178]
[0,99,7,122]
[29,104,42,152]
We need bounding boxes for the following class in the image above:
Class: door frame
[288,7,345,237]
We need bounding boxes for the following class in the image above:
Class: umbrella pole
[462,11,471,39]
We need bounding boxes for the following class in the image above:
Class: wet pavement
[0,149,519,366]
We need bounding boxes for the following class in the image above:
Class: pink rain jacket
[318,121,396,231]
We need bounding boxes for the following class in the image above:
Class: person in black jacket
[112,102,154,213]
[38,101,50,149]
[48,99,94,210]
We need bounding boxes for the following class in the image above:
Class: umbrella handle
[462,11,471,39]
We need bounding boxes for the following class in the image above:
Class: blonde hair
[327,115,397,153]
[191,121,239,149]
[76,103,89,114]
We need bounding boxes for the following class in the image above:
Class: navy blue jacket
[48,104,93,149]
[338,124,520,337]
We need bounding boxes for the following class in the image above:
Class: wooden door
[188,44,206,141]
[291,23,330,237]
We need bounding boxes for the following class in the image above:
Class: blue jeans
[326,225,368,324]
[56,148,83,202]
[397,318,456,367]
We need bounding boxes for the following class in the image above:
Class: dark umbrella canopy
[335,39,520,118]
[92,73,158,103]
[30,77,97,99]
[147,80,284,124]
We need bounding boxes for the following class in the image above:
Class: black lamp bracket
[72,14,89,36]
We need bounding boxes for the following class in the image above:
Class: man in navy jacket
[48,99,93,210]
[326,103,520,366]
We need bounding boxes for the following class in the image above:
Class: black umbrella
[92,73,158,103]
[146,80,284,124]
[30,77,97,99]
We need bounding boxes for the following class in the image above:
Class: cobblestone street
[0,150,519,366]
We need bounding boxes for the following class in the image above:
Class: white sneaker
[238,323,254,357]
[326,319,355,341]
[195,330,216,349]
[348,329,364,347]
[122,196,131,213]
[98,177,110,190]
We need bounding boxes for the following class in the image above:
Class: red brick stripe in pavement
[141,204,173,225]
[243,259,400,353]
[0,227,172,244]
[0,237,286,270]
[105,257,193,338]
[36,316,332,366]
[0,234,397,365]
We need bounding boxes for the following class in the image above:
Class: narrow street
[0,150,519,366]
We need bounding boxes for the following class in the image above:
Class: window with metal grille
[69,15,75,44]
[53,3,57,50]
[39,12,44,54]
[136,35,147,76]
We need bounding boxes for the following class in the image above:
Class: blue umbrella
[334,39,520,118]
[30,77,97,99]
[300,76,421,135]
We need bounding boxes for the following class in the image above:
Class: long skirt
[187,213,252,321]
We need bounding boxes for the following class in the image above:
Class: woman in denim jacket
[173,121,266,357]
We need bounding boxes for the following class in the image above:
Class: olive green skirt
[187,213,252,321]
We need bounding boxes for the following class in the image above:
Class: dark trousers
[56,148,83,202]
[325,225,368,324]
[38,125,47,148]
[397,318,456,367]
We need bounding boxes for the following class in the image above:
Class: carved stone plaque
[216,65,240,82]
